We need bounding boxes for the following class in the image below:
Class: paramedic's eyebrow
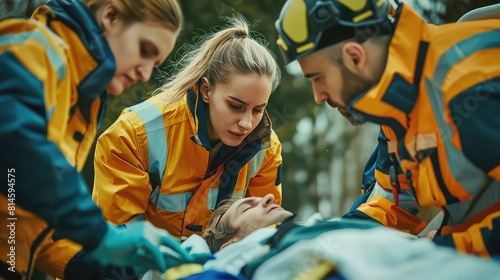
[228,96,267,108]
[303,72,320,79]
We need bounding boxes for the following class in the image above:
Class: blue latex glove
[89,221,193,275]
[179,234,214,265]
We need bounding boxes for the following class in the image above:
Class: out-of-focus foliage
[406,0,499,24]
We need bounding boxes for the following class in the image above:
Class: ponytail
[157,14,281,104]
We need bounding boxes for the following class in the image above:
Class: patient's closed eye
[241,198,259,213]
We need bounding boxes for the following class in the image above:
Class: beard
[338,64,374,126]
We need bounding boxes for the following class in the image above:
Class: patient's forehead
[223,197,256,222]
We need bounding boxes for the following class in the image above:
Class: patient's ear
[220,238,239,250]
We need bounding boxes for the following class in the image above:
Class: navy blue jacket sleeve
[348,144,378,212]
[0,51,107,251]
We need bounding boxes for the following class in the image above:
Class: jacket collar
[347,4,427,129]
[187,85,272,151]
[45,0,115,120]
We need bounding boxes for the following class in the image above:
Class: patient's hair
[202,197,240,252]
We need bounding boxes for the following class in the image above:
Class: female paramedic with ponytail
[0,0,191,279]
[93,15,284,241]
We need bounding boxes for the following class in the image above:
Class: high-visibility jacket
[0,1,114,278]
[344,3,500,256]
[93,86,283,238]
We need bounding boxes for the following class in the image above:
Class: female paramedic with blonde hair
[0,0,189,279]
[93,16,284,241]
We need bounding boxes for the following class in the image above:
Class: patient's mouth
[267,206,280,214]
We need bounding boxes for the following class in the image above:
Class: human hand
[89,221,193,275]
[422,229,438,240]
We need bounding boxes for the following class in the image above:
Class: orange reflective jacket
[348,4,500,256]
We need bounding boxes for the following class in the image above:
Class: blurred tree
[407,0,499,24]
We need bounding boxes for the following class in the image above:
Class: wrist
[88,223,115,265]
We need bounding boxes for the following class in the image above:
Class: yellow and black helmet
[275,0,394,65]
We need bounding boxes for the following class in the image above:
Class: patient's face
[222,194,293,239]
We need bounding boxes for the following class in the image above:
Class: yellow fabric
[452,210,500,256]
[293,260,337,280]
[162,264,204,280]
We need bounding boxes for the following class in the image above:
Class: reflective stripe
[46,105,55,121]
[425,29,500,196]
[244,149,267,193]
[128,101,168,184]
[130,214,145,223]
[433,29,500,87]
[425,81,490,196]
[368,182,420,215]
[207,188,219,210]
[149,185,193,212]
[416,133,437,151]
[387,141,396,154]
[445,180,500,226]
[157,192,192,212]
[406,133,437,159]
[432,29,500,86]
[0,31,66,81]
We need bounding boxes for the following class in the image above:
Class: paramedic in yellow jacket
[93,16,284,240]
[0,0,190,279]
[276,0,500,257]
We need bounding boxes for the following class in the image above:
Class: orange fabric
[358,194,427,234]
[488,165,500,181]
[451,210,500,257]
[352,4,500,255]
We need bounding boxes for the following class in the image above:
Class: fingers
[424,229,438,240]
[160,235,193,261]
[190,253,213,265]
[142,240,168,272]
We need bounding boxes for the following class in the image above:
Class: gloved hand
[179,234,214,265]
[88,221,193,275]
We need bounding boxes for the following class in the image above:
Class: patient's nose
[261,193,275,207]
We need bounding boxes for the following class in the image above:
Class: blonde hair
[202,197,240,253]
[82,0,183,31]
[157,15,281,103]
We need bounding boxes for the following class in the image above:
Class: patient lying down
[150,195,500,280]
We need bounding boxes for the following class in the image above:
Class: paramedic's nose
[261,193,275,207]
[312,83,328,105]
[238,111,252,131]
[137,63,153,82]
